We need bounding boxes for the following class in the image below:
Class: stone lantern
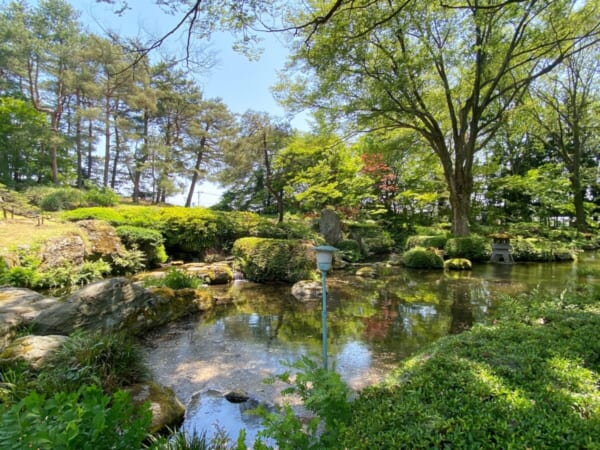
[489,233,514,264]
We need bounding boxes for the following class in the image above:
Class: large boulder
[32,277,215,336]
[76,219,122,259]
[181,262,234,285]
[39,234,86,269]
[0,334,67,369]
[319,209,342,245]
[125,381,185,433]
[0,288,58,349]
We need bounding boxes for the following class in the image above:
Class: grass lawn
[0,216,80,252]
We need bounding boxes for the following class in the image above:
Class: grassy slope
[0,217,80,253]
[339,286,600,449]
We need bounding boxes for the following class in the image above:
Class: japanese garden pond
[142,250,599,443]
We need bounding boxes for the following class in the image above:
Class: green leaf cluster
[0,385,152,450]
[116,225,168,268]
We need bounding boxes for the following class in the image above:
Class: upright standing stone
[319,209,342,245]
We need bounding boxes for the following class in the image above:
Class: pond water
[143,251,599,443]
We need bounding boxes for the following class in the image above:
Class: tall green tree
[278,0,600,235]
[0,0,82,183]
[183,98,235,207]
[528,49,600,231]
[220,112,291,220]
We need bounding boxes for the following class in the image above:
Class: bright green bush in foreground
[0,385,152,450]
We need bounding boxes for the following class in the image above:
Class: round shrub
[405,235,448,250]
[444,235,491,261]
[232,237,315,283]
[116,225,168,268]
[401,247,444,270]
[444,258,472,271]
[83,186,120,207]
[39,187,86,211]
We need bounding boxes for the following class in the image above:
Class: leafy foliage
[405,235,448,250]
[116,225,168,268]
[0,385,152,450]
[255,356,352,450]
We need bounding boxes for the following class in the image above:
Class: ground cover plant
[336,285,600,448]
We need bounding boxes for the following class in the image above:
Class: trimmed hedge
[232,237,315,283]
[401,246,444,269]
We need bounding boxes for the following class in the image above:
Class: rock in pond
[291,280,322,302]
[444,258,473,271]
[125,381,185,433]
[356,266,377,278]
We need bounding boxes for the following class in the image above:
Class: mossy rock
[402,247,444,270]
[444,258,472,271]
[232,237,315,283]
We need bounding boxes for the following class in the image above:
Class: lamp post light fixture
[314,245,338,369]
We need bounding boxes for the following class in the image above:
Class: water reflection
[143,251,600,439]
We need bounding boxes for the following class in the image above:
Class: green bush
[444,235,491,261]
[0,385,152,450]
[405,235,448,250]
[232,237,315,283]
[255,356,352,449]
[1,266,37,288]
[84,186,120,207]
[401,246,444,269]
[38,187,86,211]
[36,331,147,394]
[116,225,168,268]
[336,239,363,262]
[510,238,576,262]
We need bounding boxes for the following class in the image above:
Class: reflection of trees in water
[449,282,474,334]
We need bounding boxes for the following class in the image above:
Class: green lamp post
[314,245,338,369]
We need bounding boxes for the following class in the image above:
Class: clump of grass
[144,267,202,290]
[36,331,148,394]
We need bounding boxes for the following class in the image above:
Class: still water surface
[143,251,598,442]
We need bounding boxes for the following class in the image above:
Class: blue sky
[68,0,306,205]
